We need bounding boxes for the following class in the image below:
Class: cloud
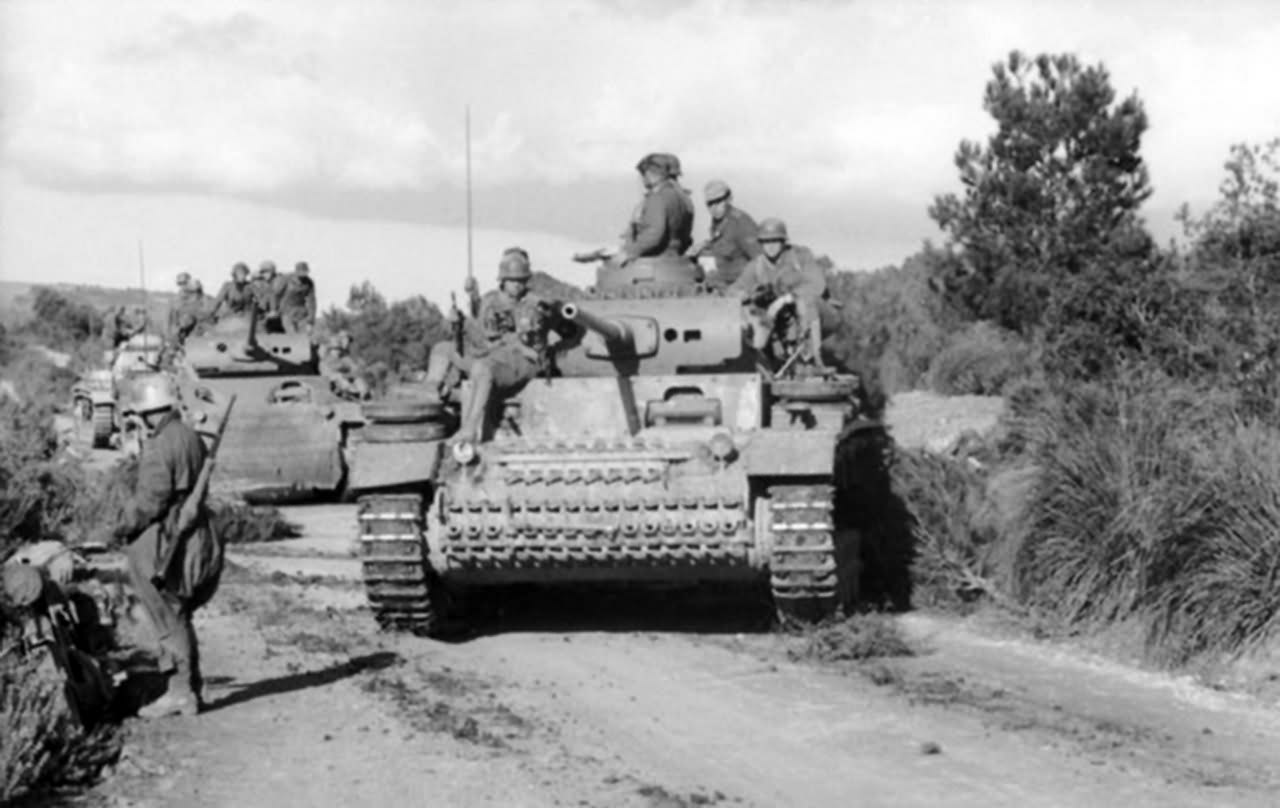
[2,0,1278,263]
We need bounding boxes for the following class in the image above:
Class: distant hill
[0,279,179,325]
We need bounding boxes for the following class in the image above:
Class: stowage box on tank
[352,256,889,635]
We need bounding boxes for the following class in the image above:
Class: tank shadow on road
[202,651,401,713]
[448,583,776,640]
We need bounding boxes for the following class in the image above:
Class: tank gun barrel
[560,303,631,344]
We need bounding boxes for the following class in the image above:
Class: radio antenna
[465,104,474,285]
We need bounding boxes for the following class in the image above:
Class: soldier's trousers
[281,309,313,335]
[125,526,222,697]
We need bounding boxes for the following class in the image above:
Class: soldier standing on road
[110,373,223,718]
[278,262,317,334]
[619,153,694,267]
[728,218,838,367]
[209,263,256,321]
[423,248,568,443]
[690,180,761,288]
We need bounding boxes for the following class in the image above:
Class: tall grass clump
[1015,375,1280,662]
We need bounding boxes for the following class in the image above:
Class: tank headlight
[452,440,478,466]
[708,432,736,462]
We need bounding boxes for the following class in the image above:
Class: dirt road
[66,503,1280,808]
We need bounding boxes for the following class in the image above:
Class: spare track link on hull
[768,483,842,623]
[358,493,438,636]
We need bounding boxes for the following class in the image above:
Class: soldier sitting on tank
[169,275,208,346]
[209,262,256,321]
[689,179,762,289]
[320,331,370,400]
[252,261,287,333]
[423,248,570,444]
[728,218,840,370]
[279,261,317,334]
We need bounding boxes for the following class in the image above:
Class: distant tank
[176,310,364,503]
[71,333,164,449]
[353,255,888,635]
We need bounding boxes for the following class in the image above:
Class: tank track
[767,483,846,623]
[91,404,114,449]
[357,494,439,636]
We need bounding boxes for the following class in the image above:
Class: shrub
[927,321,1035,395]
[1013,375,1280,662]
[891,448,1010,609]
[0,657,121,804]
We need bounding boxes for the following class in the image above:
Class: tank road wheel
[766,483,858,625]
[91,404,115,449]
[357,493,444,637]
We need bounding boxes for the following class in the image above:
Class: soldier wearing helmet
[168,272,208,343]
[252,260,286,330]
[319,329,369,400]
[729,218,838,368]
[689,179,761,287]
[278,261,317,334]
[423,248,570,442]
[210,262,256,321]
[618,152,694,267]
[108,372,223,718]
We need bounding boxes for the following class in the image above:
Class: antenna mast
[465,105,474,284]
[137,238,150,332]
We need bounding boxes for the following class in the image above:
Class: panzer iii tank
[176,310,364,503]
[353,256,887,635]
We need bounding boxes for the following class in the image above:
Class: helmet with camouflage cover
[757,218,789,243]
[498,248,532,281]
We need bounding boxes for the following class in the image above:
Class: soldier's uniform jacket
[728,244,829,315]
[168,290,206,334]
[210,281,255,318]
[279,274,317,323]
[626,179,694,259]
[252,277,286,314]
[113,411,214,588]
[479,289,552,353]
[702,206,762,286]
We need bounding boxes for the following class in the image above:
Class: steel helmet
[498,249,532,281]
[232,262,250,278]
[635,153,662,174]
[656,152,682,179]
[757,218,789,243]
[704,179,731,204]
[259,260,277,275]
[176,271,191,286]
[129,372,178,415]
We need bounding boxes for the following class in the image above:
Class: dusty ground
[36,393,1280,807]
[40,500,1279,808]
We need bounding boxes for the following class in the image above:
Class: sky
[1,0,1278,310]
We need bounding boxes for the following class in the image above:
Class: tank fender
[349,439,443,492]
[742,429,841,477]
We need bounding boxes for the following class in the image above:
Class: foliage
[929,51,1152,334]
[1014,376,1280,662]
[0,657,121,804]
[828,253,956,393]
[321,282,451,394]
[789,615,915,662]
[926,320,1036,396]
[21,288,105,352]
